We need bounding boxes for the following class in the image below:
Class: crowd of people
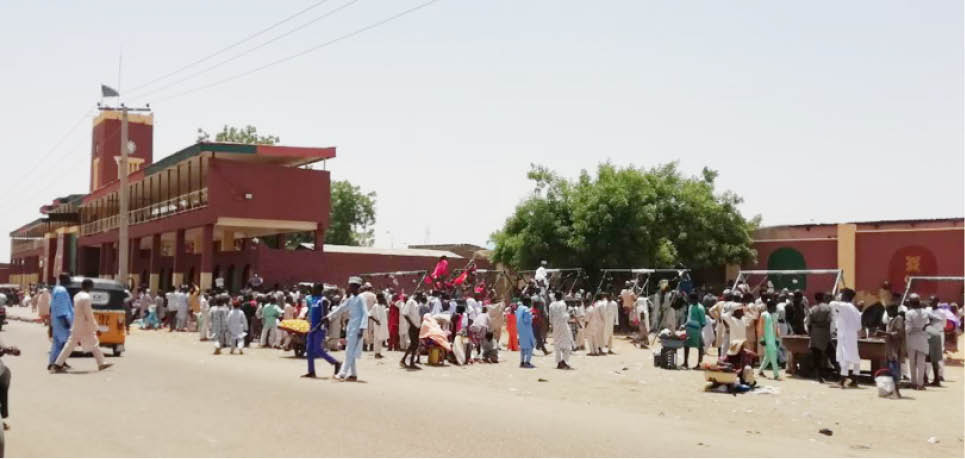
[5,261,962,397]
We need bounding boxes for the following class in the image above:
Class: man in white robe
[830,289,862,387]
[51,279,111,372]
[573,301,587,351]
[548,292,574,369]
[604,294,619,354]
[366,293,389,359]
[634,295,651,348]
[534,261,549,295]
[397,296,410,350]
[198,293,211,341]
[359,285,378,352]
[226,301,248,354]
[586,296,606,355]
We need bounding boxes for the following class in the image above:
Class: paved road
[1,314,961,457]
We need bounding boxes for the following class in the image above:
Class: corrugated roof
[298,243,461,258]
[759,217,963,229]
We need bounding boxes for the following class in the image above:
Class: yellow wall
[836,224,856,289]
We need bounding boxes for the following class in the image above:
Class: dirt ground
[2,311,963,457]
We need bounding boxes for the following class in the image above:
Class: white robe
[573,304,587,348]
[586,301,606,351]
[830,301,861,366]
[368,302,389,342]
[549,301,574,349]
[604,300,619,347]
[226,309,248,341]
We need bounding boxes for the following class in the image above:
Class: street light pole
[98,103,150,287]
[118,107,129,285]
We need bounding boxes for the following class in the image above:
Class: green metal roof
[144,142,257,176]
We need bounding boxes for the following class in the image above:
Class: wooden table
[781,335,887,375]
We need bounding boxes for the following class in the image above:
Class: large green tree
[325,180,377,246]
[196,125,279,145]
[490,162,758,279]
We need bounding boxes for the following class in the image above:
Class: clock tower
[90,110,153,192]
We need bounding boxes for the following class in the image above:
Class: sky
[0,0,962,262]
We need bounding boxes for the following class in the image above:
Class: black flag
[101,84,119,98]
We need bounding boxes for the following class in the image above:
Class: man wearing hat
[327,277,367,381]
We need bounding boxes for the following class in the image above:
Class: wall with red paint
[90,118,154,192]
[206,159,330,225]
[745,239,838,298]
[855,229,964,301]
[0,264,10,283]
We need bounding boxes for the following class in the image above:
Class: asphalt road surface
[2,315,962,457]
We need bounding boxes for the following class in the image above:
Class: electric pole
[97,102,150,287]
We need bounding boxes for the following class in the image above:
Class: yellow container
[94,309,126,356]
[428,347,444,365]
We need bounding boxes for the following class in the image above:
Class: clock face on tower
[127,140,136,154]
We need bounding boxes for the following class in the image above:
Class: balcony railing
[11,238,44,254]
[80,188,208,236]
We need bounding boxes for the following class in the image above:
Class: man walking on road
[48,274,74,371]
[51,278,112,373]
[302,284,341,378]
[329,277,367,381]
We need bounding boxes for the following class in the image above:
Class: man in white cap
[328,276,367,381]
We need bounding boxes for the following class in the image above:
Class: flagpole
[98,83,148,288]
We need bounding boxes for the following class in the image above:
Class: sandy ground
[2,309,963,458]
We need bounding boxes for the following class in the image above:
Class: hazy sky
[1,0,962,262]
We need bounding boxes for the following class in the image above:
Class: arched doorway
[242,265,251,290]
[187,267,196,286]
[766,247,807,291]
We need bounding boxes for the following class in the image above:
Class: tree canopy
[490,162,758,276]
[196,125,279,145]
[325,180,377,246]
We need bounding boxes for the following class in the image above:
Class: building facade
[735,218,964,303]
[7,111,460,292]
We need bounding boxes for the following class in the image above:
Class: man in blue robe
[302,284,341,378]
[329,277,367,381]
[48,274,74,371]
[517,297,536,368]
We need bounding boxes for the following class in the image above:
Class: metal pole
[118,107,130,285]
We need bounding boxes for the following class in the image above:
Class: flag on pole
[101,84,119,98]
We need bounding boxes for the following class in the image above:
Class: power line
[125,0,334,94]
[152,0,442,104]
[126,0,360,102]
[0,124,120,219]
[0,108,93,199]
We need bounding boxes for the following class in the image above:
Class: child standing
[226,301,248,354]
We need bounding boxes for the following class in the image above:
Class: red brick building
[734,218,964,303]
[7,111,461,292]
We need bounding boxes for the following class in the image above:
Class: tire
[113,346,122,357]
[294,348,304,358]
